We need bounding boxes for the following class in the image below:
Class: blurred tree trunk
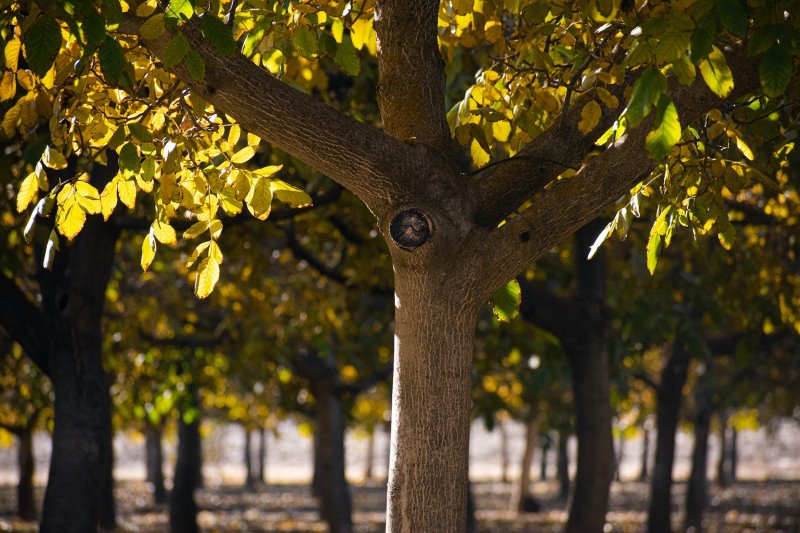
[364,428,376,482]
[639,426,651,482]
[557,429,571,502]
[684,375,713,533]
[499,419,510,483]
[730,428,738,481]
[515,417,539,512]
[170,410,201,533]
[145,424,167,504]
[99,433,116,531]
[257,427,267,484]
[539,434,550,481]
[647,338,691,533]
[17,425,36,520]
[615,432,625,482]
[244,428,255,489]
[716,412,736,488]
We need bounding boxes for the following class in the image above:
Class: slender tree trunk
[17,426,36,521]
[257,427,267,484]
[244,427,255,489]
[539,435,550,481]
[716,413,728,488]
[364,428,376,482]
[730,428,738,482]
[557,429,571,503]
[170,413,201,533]
[684,383,712,533]
[39,197,119,533]
[385,276,479,533]
[647,340,691,533]
[515,417,539,512]
[615,432,625,482]
[639,426,651,482]
[499,420,510,483]
[145,424,167,504]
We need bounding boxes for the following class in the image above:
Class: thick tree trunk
[257,427,267,484]
[515,417,539,512]
[557,429,571,502]
[385,276,478,533]
[499,420,510,483]
[647,340,691,533]
[39,205,119,533]
[685,379,713,532]
[311,371,353,533]
[17,426,36,521]
[99,434,117,531]
[640,426,651,482]
[170,413,201,533]
[145,424,167,504]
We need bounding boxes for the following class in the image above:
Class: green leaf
[625,68,667,127]
[689,15,716,63]
[759,44,792,98]
[162,35,189,68]
[747,25,776,56]
[334,34,360,76]
[718,0,748,38]
[118,142,141,173]
[293,24,318,58]
[490,280,521,323]
[645,95,681,160]
[716,213,736,250]
[699,46,734,97]
[186,49,205,81]
[102,0,123,26]
[200,13,237,55]
[23,15,62,76]
[165,0,194,24]
[98,37,128,88]
[139,14,166,41]
[646,231,662,274]
[82,10,106,49]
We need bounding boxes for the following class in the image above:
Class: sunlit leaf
[578,100,602,134]
[195,256,220,298]
[490,280,521,322]
[272,180,312,208]
[699,47,734,97]
[645,95,681,161]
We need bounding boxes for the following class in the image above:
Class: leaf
[183,220,209,239]
[139,14,166,40]
[759,44,792,98]
[272,180,312,208]
[186,49,205,81]
[82,10,107,49]
[16,173,38,212]
[231,146,255,164]
[117,178,137,209]
[128,123,153,142]
[98,37,129,88]
[194,256,220,298]
[470,138,491,167]
[102,0,123,25]
[490,280,521,323]
[699,47,734,97]
[645,95,681,160]
[5,38,20,72]
[56,199,87,239]
[43,229,59,270]
[334,34,360,76]
[587,221,613,260]
[245,176,272,220]
[646,231,661,275]
[75,181,101,214]
[718,0,748,38]
[200,13,237,55]
[43,146,68,169]
[100,180,118,220]
[625,68,666,127]
[141,233,156,271]
[293,24,318,58]
[578,100,602,134]
[23,15,62,76]
[690,15,716,64]
[0,71,16,101]
[162,35,189,68]
[716,214,736,250]
[152,219,177,244]
[118,142,141,173]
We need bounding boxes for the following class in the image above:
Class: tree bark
[539,434,550,481]
[257,427,267,484]
[499,419,510,483]
[244,427,255,489]
[647,340,692,533]
[99,433,117,531]
[730,428,738,482]
[170,413,201,533]
[557,429,571,503]
[145,424,167,504]
[640,426,651,482]
[17,426,36,521]
[615,432,625,482]
[514,417,539,512]
[38,174,120,533]
[364,428,376,482]
[684,382,713,533]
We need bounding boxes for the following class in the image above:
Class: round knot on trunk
[390,209,431,250]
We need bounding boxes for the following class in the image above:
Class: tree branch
[0,273,50,377]
[374,0,451,153]
[121,16,413,217]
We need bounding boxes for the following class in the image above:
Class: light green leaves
[759,45,792,98]
[646,205,675,274]
[272,180,312,208]
[625,68,667,127]
[578,100,602,134]
[162,35,189,68]
[490,280,521,323]
[699,47,734,97]
[200,13,237,55]
[139,14,166,40]
[645,95,681,161]
[334,35,360,76]
[24,15,62,76]
[293,24,318,58]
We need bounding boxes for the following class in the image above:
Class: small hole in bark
[389,209,431,250]
[519,230,530,243]
[206,85,216,95]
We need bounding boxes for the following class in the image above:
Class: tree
[5,1,800,531]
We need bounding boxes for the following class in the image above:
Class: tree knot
[389,209,431,250]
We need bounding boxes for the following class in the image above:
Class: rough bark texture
[170,413,201,533]
[145,424,167,504]
[514,417,539,512]
[38,171,120,533]
[17,427,36,521]
[685,374,713,532]
[647,340,692,533]
[99,438,117,531]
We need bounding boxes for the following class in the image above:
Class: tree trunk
[38,199,119,533]
[99,432,117,531]
[364,428,375,482]
[515,417,539,512]
[639,426,651,482]
[684,382,712,533]
[615,432,625,482]
[170,413,201,533]
[730,428,738,482]
[17,426,36,521]
[311,370,353,533]
[716,413,735,488]
[385,278,478,533]
[145,424,167,504]
[539,434,550,481]
[499,420,510,483]
[257,427,267,484]
[557,429,571,502]
[646,340,691,533]
[244,427,255,489]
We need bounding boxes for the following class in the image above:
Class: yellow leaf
[16,173,38,212]
[0,71,16,102]
[470,138,490,167]
[152,219,176,244]
[596,87,619,109]
[578,100,602,134]
[117,178,137,209]
[5,38,20,72]
[56,200,87,239]
[75,181,101,214]
[230,146,255,164]
[100,180,118,220]
[141,233,156,271]
[194,256,220,298]
[247,133,260,147]
[16,69,34,90]
[699,47,733,98]
[735,135,754,161]
[350,18,376,54]
[492,120,511,143]
[245,176,272,220]
[183,220,209,239]
[43,146,68,170]
[209,240,223,264]
[253,164,283,177]
[228,124,241,147]
[136,0,158,17]
[272,180,312,208]
[139,14,165,40]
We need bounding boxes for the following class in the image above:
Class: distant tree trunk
[499,419,510,483]
[615,432,625,482]
[684,381,713,533]
[647,338,691,533]
[170,413,201,533]
[639,426,651,482]
[17,426,36,520]
[145,424,167,504]
[99,432,116,531]
[539,434,550,481]
[38,164,120,533]
[716,413,735,488]
[557,429,571,502]
[244,428,255,489]
[730,428,738,482]
[515,417,539,512]
[466,480,477,533]
[257,427,267,484]
[364,428,375,482]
